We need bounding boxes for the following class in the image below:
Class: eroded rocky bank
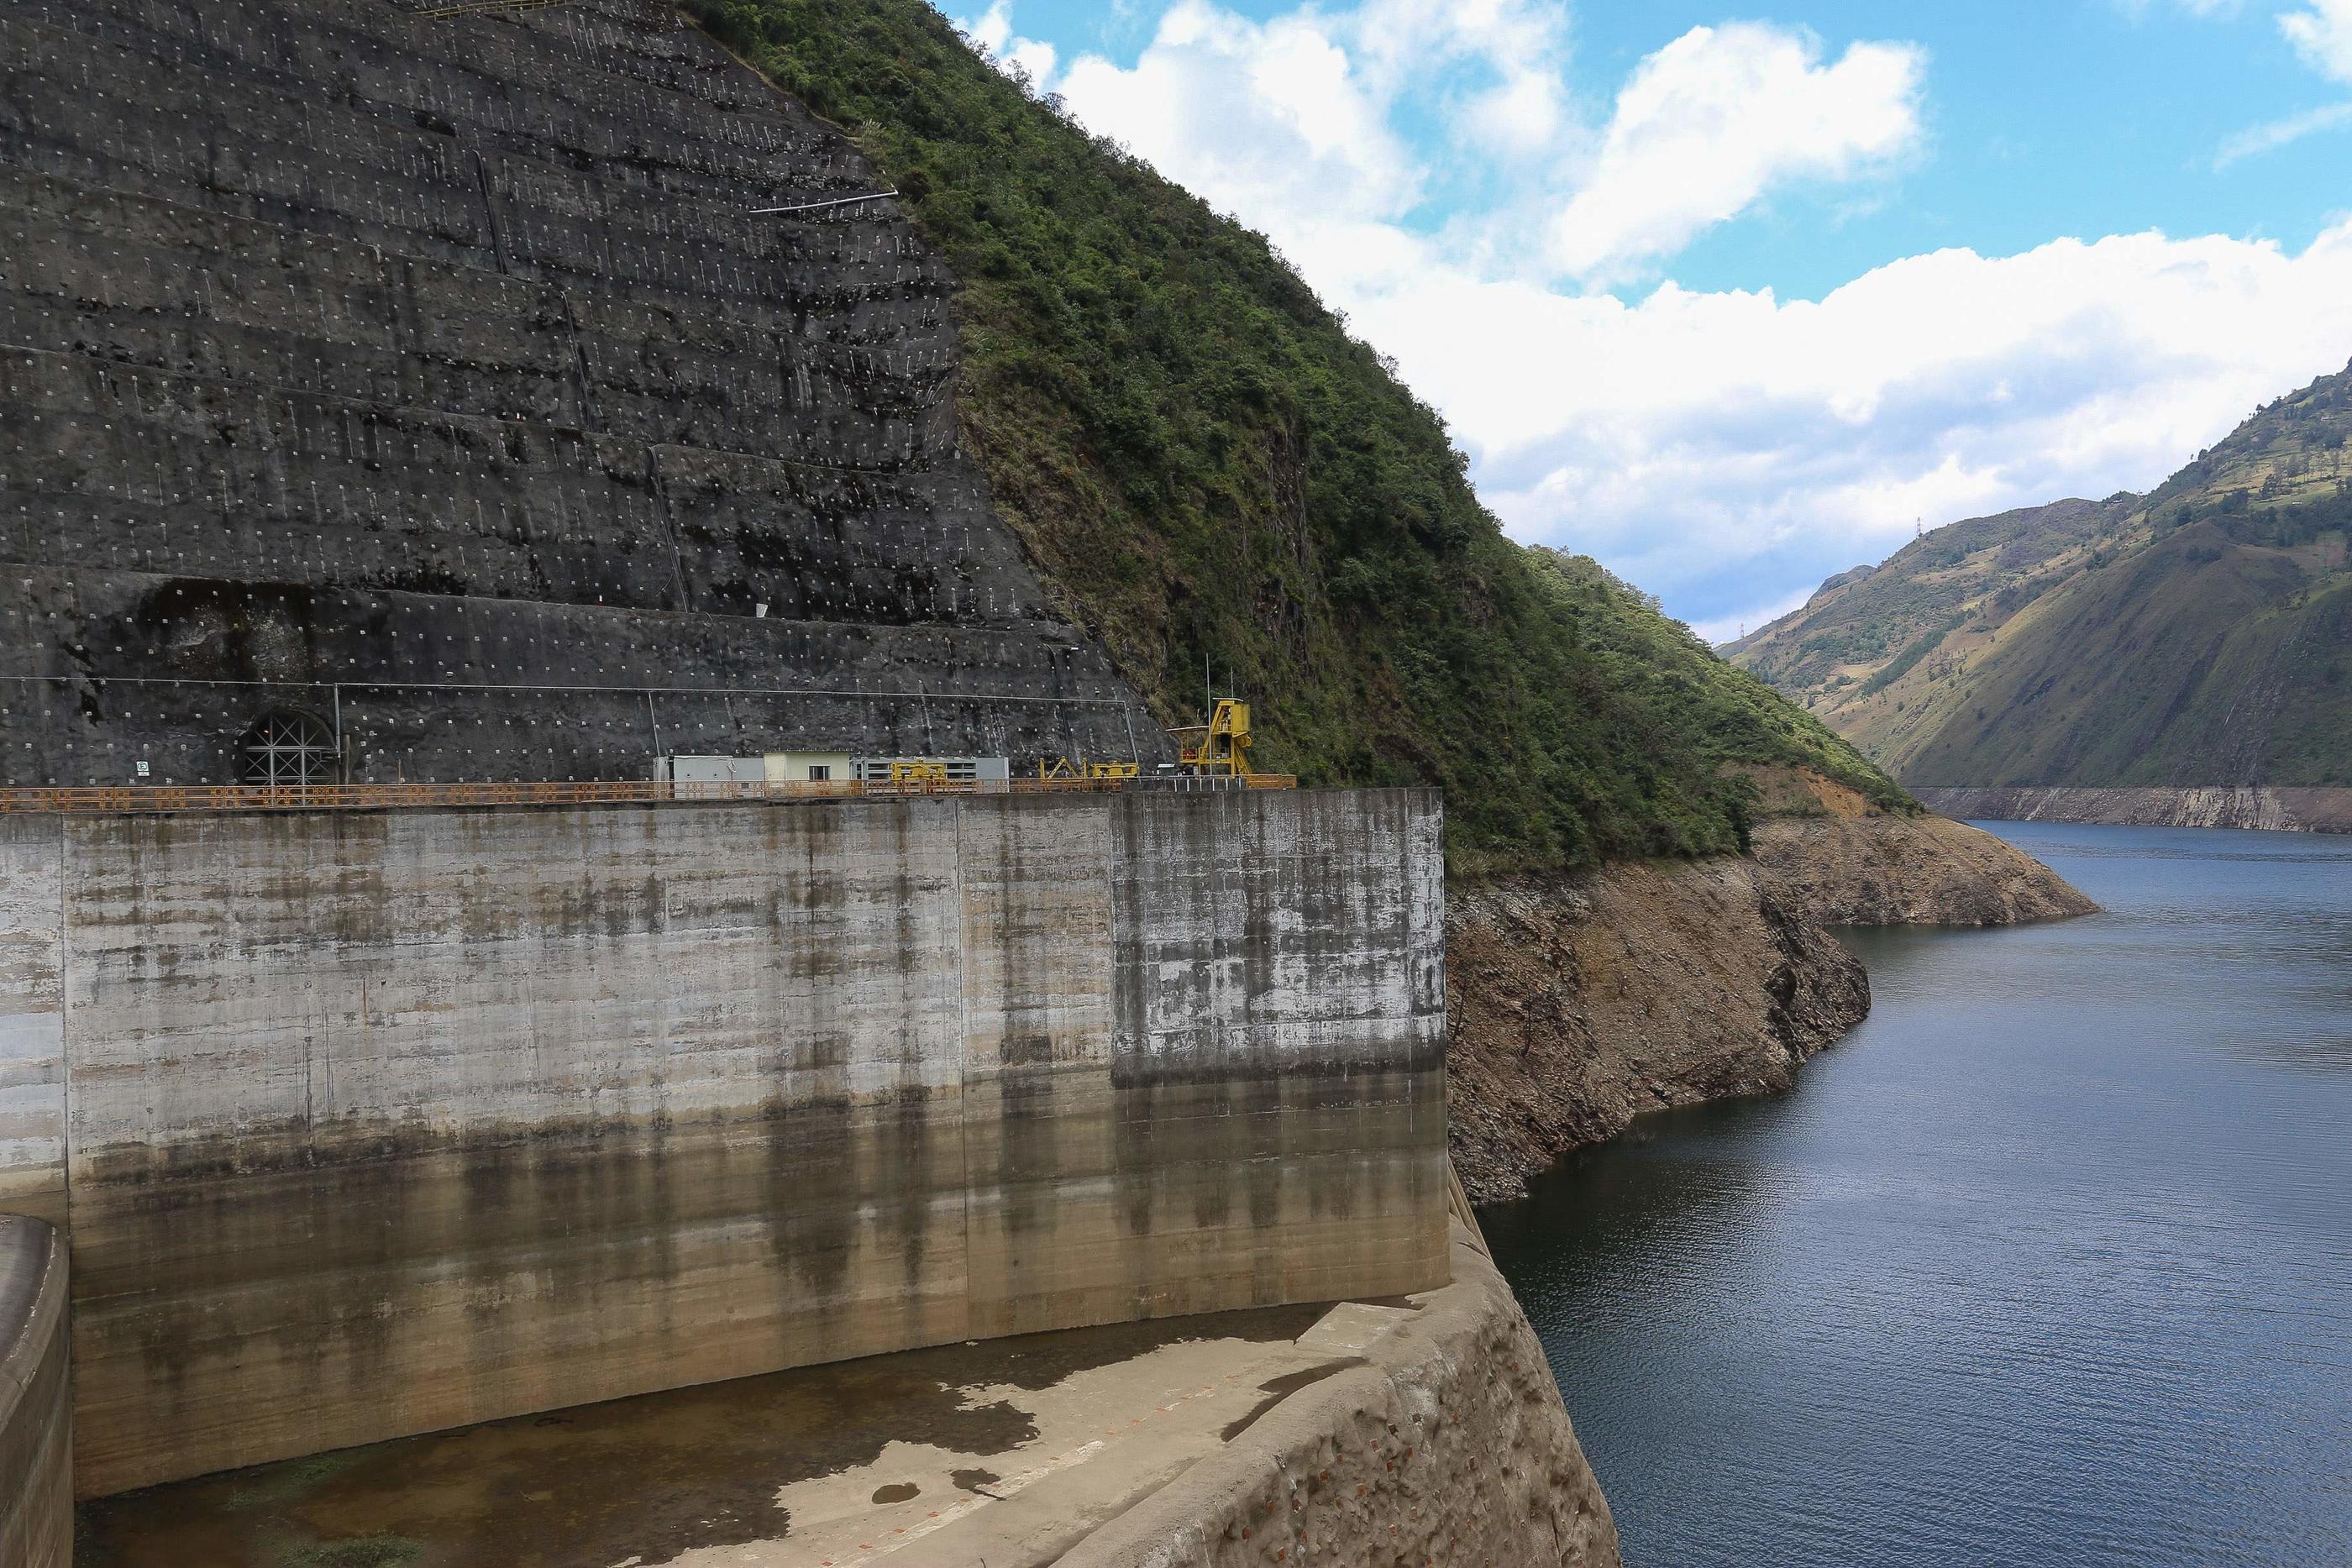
[1750,810,2099,925]
[1914,785,2352,836]
[1446,806,2093,1202]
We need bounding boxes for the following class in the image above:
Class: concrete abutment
[0,1216,71,1568]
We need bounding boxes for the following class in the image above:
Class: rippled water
[1483,823,2352,1568]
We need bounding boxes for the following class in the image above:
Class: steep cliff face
[1446,859,1871,1203]
[0,0,1161,784]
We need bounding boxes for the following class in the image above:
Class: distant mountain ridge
[1729,361,2352,803]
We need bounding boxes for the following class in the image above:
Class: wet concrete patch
[75,1303,1332,1568]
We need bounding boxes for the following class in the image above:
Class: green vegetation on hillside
[1733,365,2352,789]
[1730,498,2114,697]
[688,0,1911,869]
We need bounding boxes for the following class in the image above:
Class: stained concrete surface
[71,1300,1341,1568]
[76,1226,1617,1568]
[1054,1224,1620,1568]
[0,1214,72,1567]
[0,789,1448,1496]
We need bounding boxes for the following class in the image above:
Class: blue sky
[956,1,2352,639]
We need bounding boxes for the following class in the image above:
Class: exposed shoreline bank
[1913,785,2352,836]
[1446,810,2092,1202]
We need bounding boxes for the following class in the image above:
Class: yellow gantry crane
[1172,699,1253,778]
[1039,699,1267,784]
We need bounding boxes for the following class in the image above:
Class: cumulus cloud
[1054,6,1918,284]
[958,1,1059,88]
[2281,0,2352,81]
[1548,25,1926,280]
[964,3,2352,635]
[1058,3,1423,228]
[1336,223,2352,634]
[1053,0,1580,231]
[1347,0,1573,156]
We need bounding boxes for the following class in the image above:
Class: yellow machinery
[1037,758,1142,781]
[1173,699,1252,778]
[1033,699,1256,784]
[885,759,950,789]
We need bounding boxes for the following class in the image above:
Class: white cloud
[2281,0,2352,82]
[1548,25,1926,280]
[962,4,2352,632]
[2214,99,2352,163]
[1337,223,2352,630]
[2208,0,2352,166]
[1058,2,1424,228]
[1348,0,1573,155]
[1054,7,1919,285]
[958,1,1059,88]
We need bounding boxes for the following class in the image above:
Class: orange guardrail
[0,774,1298,816]
[412,0,575,19]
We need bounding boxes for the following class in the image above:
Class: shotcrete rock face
[0,0,1163,785]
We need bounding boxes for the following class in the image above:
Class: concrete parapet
[0,788,1446,1497]
[0,1215,71,1568]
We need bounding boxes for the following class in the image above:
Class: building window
[806,764,830,782]
[239,711,337,787]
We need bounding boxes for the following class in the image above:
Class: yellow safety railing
[0,774,1297,816]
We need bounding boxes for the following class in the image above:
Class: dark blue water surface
[1483,823,2352,1568]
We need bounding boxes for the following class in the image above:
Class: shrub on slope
[690,0,1911,869]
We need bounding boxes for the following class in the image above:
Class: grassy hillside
[1730,364,2352,788]
[688,0,1911,871]
[1727,497,2116,698]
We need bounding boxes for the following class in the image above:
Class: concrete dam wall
[0,1216,71,1565]
[0,787,1447,1498]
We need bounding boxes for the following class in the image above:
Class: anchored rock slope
[0,0,1160,784]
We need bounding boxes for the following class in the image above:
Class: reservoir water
[1484,822,2352,1568]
